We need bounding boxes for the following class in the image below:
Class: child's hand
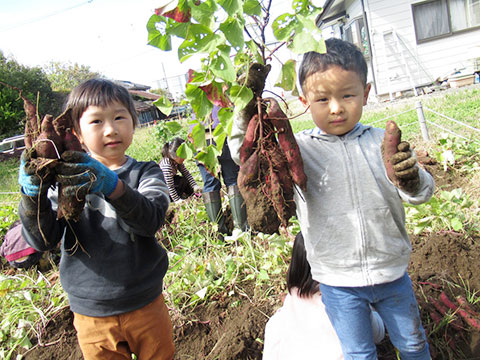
[55,151,119,197]
[18,149,55,196]
[387,141,420,194]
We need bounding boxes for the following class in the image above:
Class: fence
[365,101,480,146]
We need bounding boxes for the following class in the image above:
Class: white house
[317,0,480,100]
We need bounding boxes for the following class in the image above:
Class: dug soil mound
[14,154,480,360]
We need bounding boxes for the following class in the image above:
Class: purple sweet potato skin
[381,120,402,183]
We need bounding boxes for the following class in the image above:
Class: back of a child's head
[65,78,138,133]
[162,137,185,159]
[299,38,368,92]
[287,232,320,298]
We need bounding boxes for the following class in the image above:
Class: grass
[0,86,480,358]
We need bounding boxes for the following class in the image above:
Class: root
[64,219,90,257]
[34,138,61,159]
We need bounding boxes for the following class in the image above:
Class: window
[342,16,370,57]
[412,0,480,43]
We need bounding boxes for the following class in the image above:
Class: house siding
[363,0,480,98]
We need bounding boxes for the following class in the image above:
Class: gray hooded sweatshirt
[230,121,434,287]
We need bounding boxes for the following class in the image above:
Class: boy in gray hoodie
[230,38,434,359]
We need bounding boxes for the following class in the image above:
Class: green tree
[43,61,101,93]
[0,51,60,140]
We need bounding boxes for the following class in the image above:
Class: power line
[0,0,94,32]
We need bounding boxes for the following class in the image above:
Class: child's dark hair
[287,232,319,298]
[65,78,138,133]
[299,38,368,92]
[162,137,185,160]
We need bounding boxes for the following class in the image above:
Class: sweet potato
[6,84,86,221]
[381,120,402,184]
[266,149,296,225]
[266,98,307,191]
[440,291,480,330]
[236,65,307,233]
[429,296,464,331]
[35,115,62,160]
[239,113,259,164]
[456,296,480,319]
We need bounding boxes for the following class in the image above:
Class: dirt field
[10,152,480,360]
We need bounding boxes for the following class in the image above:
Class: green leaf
[288,14,325,54]
[195,145,221,175]
[219,17,245,50]
[272,13,296,41]
[217,106,234,126]
[211,46,236,82]
[190,122,206,149]
[229,85,253,111]
[243,0,261,16]
[258,269,270,281]
[185,84,213,118]
[289,25,325,54]
[153,96,173,116]
[274,59,297,92]
[178,25,224,62]
[167,20,189,38]
[413,225,426,235]
[147,15,172,51]
[164,120,183,134]
[291,84,299,97]
[213,124,227,151]
[189,0,217,27]
[450,217,463,231]
[218,0,242,16]
[177,142,194,159]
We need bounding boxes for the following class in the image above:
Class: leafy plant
[147,0,325,173]
[405,188,479,234]
[432,133,480,172]
[160,197,295,312]
[0,269,68,360]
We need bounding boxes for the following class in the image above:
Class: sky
[0,0,327,98]
[0,0,193,92]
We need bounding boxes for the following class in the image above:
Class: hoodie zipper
[340,137,371,286]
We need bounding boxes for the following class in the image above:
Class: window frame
[412,0,480,44]
[342,16,370,59]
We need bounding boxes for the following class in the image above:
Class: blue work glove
[18,149,55,196]
[55,151,119,197]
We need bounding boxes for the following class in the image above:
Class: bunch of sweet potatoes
[236,65,307,234]
[15,85,85,221]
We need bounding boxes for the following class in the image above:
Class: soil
[10,152,480,360]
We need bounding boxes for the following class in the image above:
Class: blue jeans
[320,273,430,360]
[197,140,239,193]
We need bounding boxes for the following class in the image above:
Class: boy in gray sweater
[18,79,174,359]
[230,39,434,359]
